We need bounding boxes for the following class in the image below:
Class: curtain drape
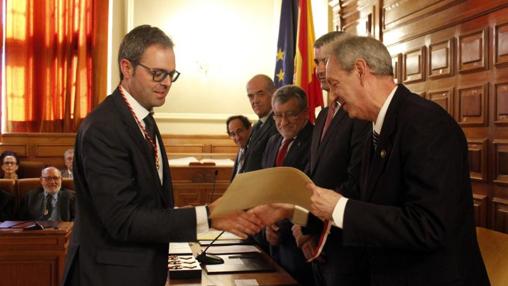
[4,0,98,132]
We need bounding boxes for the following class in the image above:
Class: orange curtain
[4,0,97,132]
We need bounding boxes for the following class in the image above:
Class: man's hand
[248,203,294,226]
[210,211,263,239]
[208,199,263,239]
[308,182,342,221]
[266,224,280,246]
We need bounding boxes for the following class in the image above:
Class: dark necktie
[276,138,294,166]
[236,148,246,174]
[321,102,337,141]
[372,131,380,151]
[144,112,156,142]
[43,195,53,220]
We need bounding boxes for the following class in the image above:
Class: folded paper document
[210,167,312,218]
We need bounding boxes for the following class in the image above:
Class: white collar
[373,85,398,135]
[120,85,151,121]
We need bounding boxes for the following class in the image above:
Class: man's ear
[119,58,134,79]
[354,58,368,86]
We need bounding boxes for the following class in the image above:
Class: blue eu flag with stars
[274,0,298,88]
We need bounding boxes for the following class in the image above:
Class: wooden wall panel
[458,28,488,73]
[494,82,508,125]
[468,138,488,182]
[428,39,454,79]
[403,47,426,83]
[456,84,488,126]
[495,22,508,67]
[427,88,454,116]
[473,193,488,227]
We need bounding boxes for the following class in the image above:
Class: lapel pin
[380,149,387,158]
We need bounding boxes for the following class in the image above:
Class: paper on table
[210,167,312,218]
[200,245,261,254]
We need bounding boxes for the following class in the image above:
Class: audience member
[61,148,74,178]
[1,151,19,179]
[307,35,489,285]
[227,115,252,179]
[261,85,314,286]
[240,74,278,173]
[20,166,75,221]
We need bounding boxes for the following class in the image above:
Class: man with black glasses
[62,25,263,286]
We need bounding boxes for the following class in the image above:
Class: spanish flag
[294,0,323,123]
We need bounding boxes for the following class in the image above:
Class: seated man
[227,115,252,179]
[61,148,74,178]
[20,166,75,221]
[0,189,15,221]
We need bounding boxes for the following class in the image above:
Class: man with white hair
[21,166,75,221]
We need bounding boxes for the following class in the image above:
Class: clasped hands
[208,182,342,239]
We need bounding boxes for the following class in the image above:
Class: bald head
[41,166,62,195]
[246,74,276,118]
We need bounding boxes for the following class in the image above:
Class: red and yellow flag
[294,0,323,123]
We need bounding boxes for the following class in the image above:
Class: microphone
[196,230,225,264]
[207,170,219,203]
[197,169,224,265]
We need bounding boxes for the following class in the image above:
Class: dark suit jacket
[343,85,489,285]
[241,114,278,173]
[21,187,75,221]
[307,105,370,285]
[0,190,15,221]
[62,88,197,286]
[261,122,314,286]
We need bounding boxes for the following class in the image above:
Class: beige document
[210,167,312,218]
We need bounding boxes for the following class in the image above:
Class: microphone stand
[196,169,224,265]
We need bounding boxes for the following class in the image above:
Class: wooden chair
[476,227,508,285]
[0,179,16,195]
[61,178,74,190]
[18,161,45,178]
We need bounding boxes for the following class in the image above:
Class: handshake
[208,201,294,239]
[208,181,343,239]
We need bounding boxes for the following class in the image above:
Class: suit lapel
[112,89,170,207]
[310,109,326,172]
[363,86,404,201]
[311,108,347,175]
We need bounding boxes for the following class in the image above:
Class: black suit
[21,187,75,221]
[261,122,314,286]
[0,190,15,221]
[241,115,278,173]
[343,85,489,285]
[307,105,370,285]
[62,88,197,286]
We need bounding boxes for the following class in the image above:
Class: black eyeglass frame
[136,62,180,83]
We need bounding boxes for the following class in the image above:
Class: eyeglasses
[273,110,304,121]
[42,176,61,181]
[2,161,17,166]
[137,63,180,83]
[228,128,248,138]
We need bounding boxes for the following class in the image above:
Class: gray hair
[64,148,74,158]
[330,36,393,76]
[118,25,174,80]
[314,31,347,48]
[272,85,307,111]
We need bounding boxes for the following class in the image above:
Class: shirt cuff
[195,205,209,234]
[332,197,348,229]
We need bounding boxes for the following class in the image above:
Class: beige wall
[109,0,330,135]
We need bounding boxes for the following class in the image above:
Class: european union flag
[274,0,298,88]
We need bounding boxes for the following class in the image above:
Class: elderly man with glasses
[20,166,75,221]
